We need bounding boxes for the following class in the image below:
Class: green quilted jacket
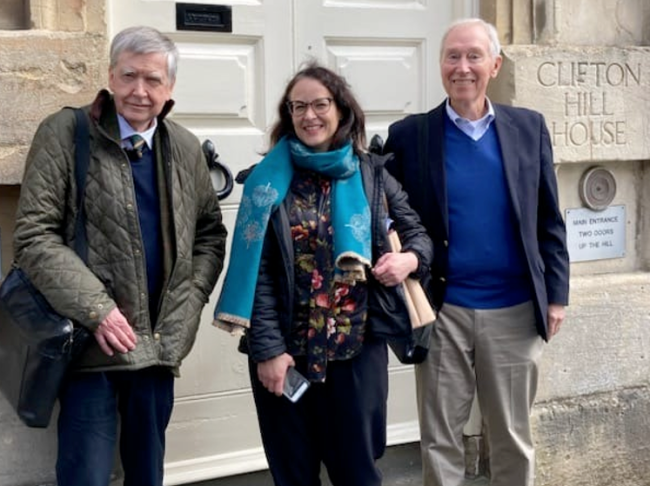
[13,90,228,372]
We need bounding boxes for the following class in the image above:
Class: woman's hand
[257,353,296,396]
[372,251,418,287]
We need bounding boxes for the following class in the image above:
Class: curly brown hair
[268,61,367,155]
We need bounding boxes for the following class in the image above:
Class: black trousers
[56,366,174,486]
[249,338,389,486]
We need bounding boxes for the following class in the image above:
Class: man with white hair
[13,26,227,485]
[384,18,570,486]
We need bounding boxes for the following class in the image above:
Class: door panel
[107,1,475,483]
[326,42,424,124]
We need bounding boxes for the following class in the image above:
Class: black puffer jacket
[242,152,433,363]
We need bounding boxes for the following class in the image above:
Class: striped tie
[129,134,146,159]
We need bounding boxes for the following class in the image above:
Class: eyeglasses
[286,97,333,117]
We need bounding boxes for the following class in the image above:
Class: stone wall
[533,273,650,485]
[481,0,650,46]
[534,387,650,486]
[0,1,107,185]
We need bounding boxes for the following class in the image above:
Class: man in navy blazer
[384,18,570,486]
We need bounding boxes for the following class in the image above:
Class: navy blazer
[384,101,570,340]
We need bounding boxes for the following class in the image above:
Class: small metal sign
[565,205,625,262]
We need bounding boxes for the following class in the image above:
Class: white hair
[439,18,502,60]
[110,26,179,83]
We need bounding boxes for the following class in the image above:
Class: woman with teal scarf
[214,63,433,486]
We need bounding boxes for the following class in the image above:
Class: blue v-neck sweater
[443,116,531,309]
[130,148,163,322]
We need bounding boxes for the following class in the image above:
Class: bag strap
[4,109,90,277]
[71,108,90,263]
[372,155,386,256]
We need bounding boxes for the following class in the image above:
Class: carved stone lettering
[491,47,650,162]
[536,61,641,87]
[534,61,640,151]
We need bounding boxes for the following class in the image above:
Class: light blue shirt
[445,99,495,141]
[117,114,157,150]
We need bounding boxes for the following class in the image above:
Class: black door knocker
[202,139,234,201]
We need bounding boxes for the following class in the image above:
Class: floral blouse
[286,169,368,382]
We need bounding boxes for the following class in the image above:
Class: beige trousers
[415,301,543,486]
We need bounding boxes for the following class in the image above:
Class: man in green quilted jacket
[13,26,227,486]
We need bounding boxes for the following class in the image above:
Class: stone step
[187,442,489,486]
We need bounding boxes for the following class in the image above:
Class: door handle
[202,139,234,201]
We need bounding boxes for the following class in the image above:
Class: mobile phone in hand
[283,366,310,403]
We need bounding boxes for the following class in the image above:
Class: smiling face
[288,77,341,152]
[440,22,502,120]
[109,50,174,132]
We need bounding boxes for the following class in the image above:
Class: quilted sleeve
[13,111,116,329]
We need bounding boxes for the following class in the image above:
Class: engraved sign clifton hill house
[497,46,650,162]
[537,61,638,148]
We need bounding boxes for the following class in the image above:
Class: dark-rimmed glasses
[286,97,333,117]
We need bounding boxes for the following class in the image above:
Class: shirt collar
[445,99,496,141]
[117,114,157,149]
[445,98,495,126]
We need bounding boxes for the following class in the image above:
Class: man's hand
[547,303,566,340]
[93,307,138,356]
[257,353,296,396]
[372,251,418,287]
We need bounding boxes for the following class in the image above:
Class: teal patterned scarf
[214,137,371,333]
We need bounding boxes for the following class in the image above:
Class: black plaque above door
[176,4,232,32]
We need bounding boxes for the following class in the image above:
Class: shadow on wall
[0,186,20,278]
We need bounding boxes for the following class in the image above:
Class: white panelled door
[107,1,475,484]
